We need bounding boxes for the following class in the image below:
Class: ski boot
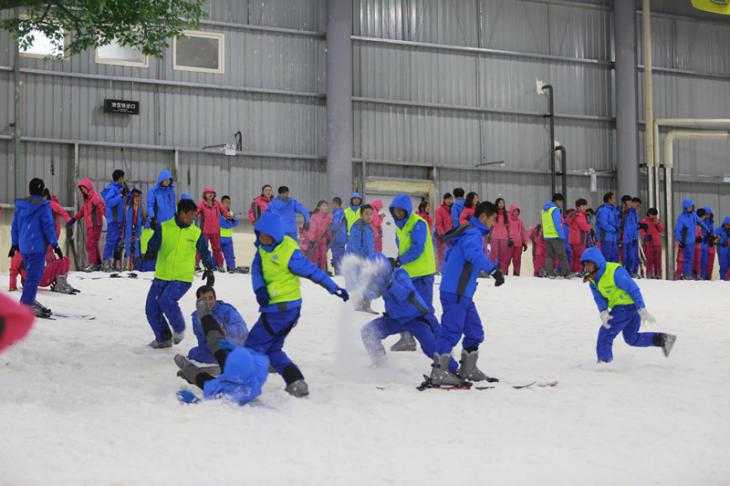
[102,259,113,273]
[429,353,462,386]
[149,338,173,349]
[83,263,102,272]
[51,275,76,295]
[457,349,493,382]
[29,301,52,319]
[61,275,81,293]
[173,329,185,345]
[174,354,201,385]
[285,379,309,398]
[390,332,417,352]
[654,333,677,357]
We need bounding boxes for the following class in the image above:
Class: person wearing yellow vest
[143,199,216,349]
[343,192,363,236]
[541,193,571,278]
[389,194,437,352]
[219,195,240,273]
[580,247,676,363]
[246,212,349,397]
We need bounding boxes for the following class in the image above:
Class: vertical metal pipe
[326,0,353,198]
[556,146,567,204]
[72,143,81,270]
[13,33,21,201]
[664,167,674,279]
[643,0,655,208]
[653,121,662,211]
[614,0,640,198]
[547,86,556,196]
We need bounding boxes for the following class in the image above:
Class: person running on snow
[305,200,332,271]
[568,199,593,273]
[541,193,570,278]
[434,193,454,272]
[595,192,621,263]
[329,196,348,275]
[450,187,465,228]
[247,184,273,225]
[428,201,505,386]
[390,194,438,353]
[370,199,385,253]
[640,208,663,279]
[67,178,105,272]
[579,247,676,363]
[146,170,176,228]
[186,285,248,364]
[247,212,349,397]
[264,186,310,242]
[174,297,268,406]
[675,199,708,280]
[143,199,216,349]
[195,186,230,270]
[9,178,65,317]
[503,204,527,276]
[715,217,730,281]
[123,188,144,271]
[101,169,128,272]
[360,253,458,372]
[219,195,240,273]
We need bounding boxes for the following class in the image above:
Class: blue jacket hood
[155,170,174,188]
[220,347,269,384]
[580,247,606,272]
[704,206,712,215]
[543,201,558,211]
[723,216,730,227]
[682,199,694,211]
[350,192,362,201]
[389,194,413,227]
[254,212,285,246]
[15,195,50,220]
[180,193,192,201]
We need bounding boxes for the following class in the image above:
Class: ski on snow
[413,375,558,391]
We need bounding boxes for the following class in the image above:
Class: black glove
[144,250,156,261]
[387,257,400,269]
[8,245,18,258]
[639,223,649,230]
[202,268,215,287]
[491,269,505,287]
[695,236,702,244]
[679,242,686,250]
[66,218,76,229]
[590,229,596,239]
[54,246,63,259]
[303,222,310,232]
[507,239,514,248]
[335,287,349,302]
[522,244,528,252]
[255,287,270,307]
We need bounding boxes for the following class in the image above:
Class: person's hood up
[254,212,285,247]
[682,199,694,212]
[219,347,270,385]
[508,204,521,221]
[722,216,730,227]
[389,194,413,226]
[201,186,217,199]
[15,195,50,220]
[180,193,193,201]
[350,193,362,207]
[580,247,606,280]
[704,206,713,216]
[371,199,383,212]
[155,170,174,188]
[78,178,94,194]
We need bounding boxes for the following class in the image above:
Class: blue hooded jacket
[346,219,375,258]
[595,203,620,242]
[252,212,338,313]
[264,194,311,238]
[366,254,431,323]
[146,170,176,226]
[123,191,143,256]
[11,195,58,255]
[390,194,429,267]
[675,199,707,245]
[219,209,239,238]
[542,202,565,240]
[701,207,714,246]
[349,192,362,212]
[450,198,465,228]
[580,247,645,312]
[331,207,347,245]
[623,207,639,244]
[188,301,249,364]
[202,347,269,406]
[101,181,126,223]
[715,217,730,246]
[440,216,497,299]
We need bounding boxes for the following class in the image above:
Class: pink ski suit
[370,199,385,253]
[196,186,229,267]
[306,210,332,270]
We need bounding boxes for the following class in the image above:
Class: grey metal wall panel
[547,3,611,61]
[0,140,11,204]
[353,0,409,40]
[407,0,479,46]
[21,142,73,203]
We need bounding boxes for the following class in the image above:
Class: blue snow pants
[20,252,46,306]
[221,236,236,270]
[145,278,192,341]
[332,242,346,275]
[596,305,657,363]
[103,221,122,260]
[361,315,457,371]
[244,307,302,383]
[623,241,639,275]
[600,240,619,263]
[434,291,484,355]
[718,247,730,280]
[681,243,695,278]
[700,245,709,280]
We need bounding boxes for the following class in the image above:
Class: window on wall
[96,39,148,68]
[173,30,224,74]
[19,28,67,59]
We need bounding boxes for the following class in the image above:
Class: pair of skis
[415,375,558,391]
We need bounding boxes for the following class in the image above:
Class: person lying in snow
[580,247,676,363]
[187,285,248,364]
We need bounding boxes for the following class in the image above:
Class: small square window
[19,28,66,59]
[96,39,148,68]
[173,30,224,74]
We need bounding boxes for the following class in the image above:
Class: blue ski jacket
[146,170,176,226]
[390,194,429,266]
[219,210,239,238]
[580,247,645,312]
[716,217,730,246]
[596,203,620,242]
[346,219,375,258]
[11,195,58,255]
[331,207,347,245]
[252,212,338,313]
[189,301,249,363]
[675,199,707,246]
[202,347,269,406]
[623,207,639,244]
[440,216,497,299]
[264,195,310,238]
[701,207,714,247]
[542,201,565,240]
[450,198,465,228]
[123,200,143,257]
[367,255,431,323]
[101,181,126,224]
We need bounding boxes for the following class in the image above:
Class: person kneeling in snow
[580,247,676,363]
[175,298,268,405]
[360,254,458,372]
[187,285,248,363]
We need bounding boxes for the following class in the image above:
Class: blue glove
[335,287,349,302]
[176,389,201,404]
[218,338,235,353]
[255,287,270,307]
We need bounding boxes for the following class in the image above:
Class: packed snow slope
[1,272,729,486]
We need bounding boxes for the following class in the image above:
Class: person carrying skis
[595,192,621,262]
[219,195,240,273]
[434,193,454,271]
[123,188,143,271]
[9,178,64,317]
[67,178,105,271]
[579,247,676,363]
[101,169,128,272]
[146,170,176,227]
[195,186,229,269]
[427,201,505,386]
[329,196,348,275]
[305,200,332,271]
[264,186,310,241]
[247,184,273,225]
[187,285,249,364]
[247,212,349,397]
[143,199,216,348]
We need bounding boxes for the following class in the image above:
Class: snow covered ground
[1,272,729,486]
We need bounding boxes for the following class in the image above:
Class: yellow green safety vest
[395,213,436,278]
[541,206,560,238]
[154,219,202,283]
[258,236,302,305]
[220,209,234,238]
[344,207,361,236]
[592,262,635,309]
[140,227,154,255]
